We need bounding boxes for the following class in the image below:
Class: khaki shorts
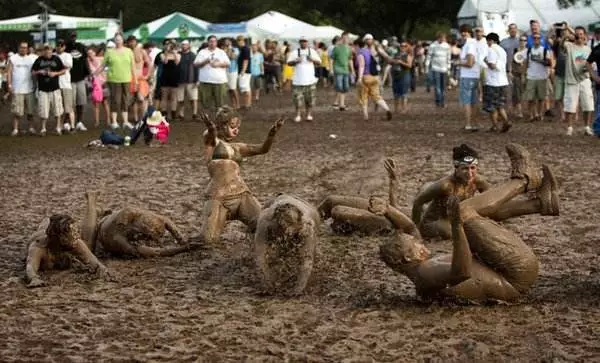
[61,88,74,113]
[525,79,547,101]
[38,90,64,119]
[546,78,554,99]
[177,83,198,102]
[554,77,565,101]
[71,80,87,106]
[564,78,594,113]
[292,84,316,108]
[358,75,382,105]
[199,82,227,110]
[11,93,36,117]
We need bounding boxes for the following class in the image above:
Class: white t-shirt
[195,48,230,84]
[459,38,481,79]
[476,38,488,69]
[526,46,551,80]
[9,53,37,94]
[286,48,320,86]
[485,44,509,87]
[57,52,72,89]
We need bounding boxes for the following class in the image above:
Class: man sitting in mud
[380,144,560,303]
[411,144,492,240]
[26,214,115,288]
[254,193,320,296]
[318,159,420,238]
[83,191,193,258]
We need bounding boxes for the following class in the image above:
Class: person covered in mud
[200,107,284,245]
[83,191,193,258]
[318,159,420,237]
[25,214,115,288]
[254,193,320,296]
[412,144,491,240]
[380,144,560,303]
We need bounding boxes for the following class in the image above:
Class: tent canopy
[0,14,118,32]
[124,12,209,41]
[457,0,600,31]
[247,11,312,38]
[206,22,273,40]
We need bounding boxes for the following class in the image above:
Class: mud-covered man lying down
[26,214,116,288]
[380,144,560,303]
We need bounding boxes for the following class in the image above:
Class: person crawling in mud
[254,193,319,296]
[318,159,420,237]
[200,107,284,246]
[412,144,492,240]
[380,144,560,303]
[83,191,192,258]
[25,214,115,288]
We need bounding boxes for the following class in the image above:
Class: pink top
[88,56,106,84]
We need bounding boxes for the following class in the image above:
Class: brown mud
[1,87,599,362]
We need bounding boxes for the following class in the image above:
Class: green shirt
[563,42,591,85]
[332,44,351,74]
[104,47,134,83]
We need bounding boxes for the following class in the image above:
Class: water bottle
[124,136,131,146]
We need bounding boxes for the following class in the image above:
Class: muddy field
[1,85,599,362]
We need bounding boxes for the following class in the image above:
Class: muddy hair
[214,106,240,137]
[268,203,310,242]
[452,144,479,162]
[46,214,76,249]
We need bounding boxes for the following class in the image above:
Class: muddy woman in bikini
[380,144,560,303]
[200,106,284,245]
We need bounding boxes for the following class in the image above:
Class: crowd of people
[1,20,599,137]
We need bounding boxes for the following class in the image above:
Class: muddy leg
[237,193,262,233]
[293,235,317,295]
[330,205,393,235]
[419,218,452,240]
[82,191,99,252]
[164,217,186,244]
[317,195,369,219]
[137,245,191,257]
[199,200,229,246]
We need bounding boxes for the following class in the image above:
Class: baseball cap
[299,36,308,42]
[363,33,374,41]
[181,40,190,45]
[107,41,116,48]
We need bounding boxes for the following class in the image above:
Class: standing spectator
[7,41,37,136]
[250,41,264,102]
[552,31,567,122]
[561,24,594,136]
[331,32,354,111]
[474,27,488,103]
[527,19,554,117]
[527,20,551,49]
[31,44,67,136]
[509,36,528,118]
[483,33,511,132]
[458,24,481,131]
[101,33,136,129]
[449,39,460,89]
[426,32,451,107]
[87,46,110,128]
[355,37,392,121]
[281,45,294,91]
[587,34,600,129]
[66,32,89,131]
[236,35,252,108]
[500,23,520,114]
[152,40,170,110]
[158,41,181,121]
[56,39,75,132]
[263,40,279,94]
[317,42,330,87]
[524,34,553,121]
[176,40,198,120]
[194,35,230,110]
[378,40,413,113]
[127,35,153,123]
[225,38,240,109]
[286,36,321,122]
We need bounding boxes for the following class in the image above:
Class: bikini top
[210,137,243,164]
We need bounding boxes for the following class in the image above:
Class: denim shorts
[392,72,411,99]
[335,74,350,93]
[459,77,479,105]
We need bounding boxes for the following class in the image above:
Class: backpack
[297,48,311,59]
[527,46,549,66]
[369,53,380,76]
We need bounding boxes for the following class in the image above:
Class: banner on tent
[479,11,513,39]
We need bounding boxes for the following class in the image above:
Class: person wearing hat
[286,36,321,122]
[176,39,199,120]
[483,32,511,132]
[31,43,68,136]
[144,109,170,145]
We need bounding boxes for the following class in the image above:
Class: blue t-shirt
[527,34,551,50]
[251,52,264,76]
[228,47,239,73]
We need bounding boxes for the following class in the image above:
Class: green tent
[589,21,600,32]
[124,12,209,42]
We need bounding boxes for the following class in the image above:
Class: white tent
[457,0,600,34]
[247,11,312,38]
[124,12,210,41]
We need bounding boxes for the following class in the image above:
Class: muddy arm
[26,245,48,287]
[72,239,115,281]
[235,117,284,157]
[81,191,99,251]
[383,159,399,208]
[385,207,420,238]
[164,218,186,244]
[201,113,217,162]
[476,176,491,193]
[412,181,443,225]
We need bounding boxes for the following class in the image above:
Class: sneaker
[40,129,46,137]
[55,128,62,135]
[123,121,134,129]
[28,128,37,135]
[76,122,88,131]
[294,115,301,123]
[584,126,593,136]
[111,122,120,129]
[566,126,573,136]
[63,123,71,132]
[339,106,346,111]
[464,125,479,132]
[306,115,313,121]
[11,129,18,136]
